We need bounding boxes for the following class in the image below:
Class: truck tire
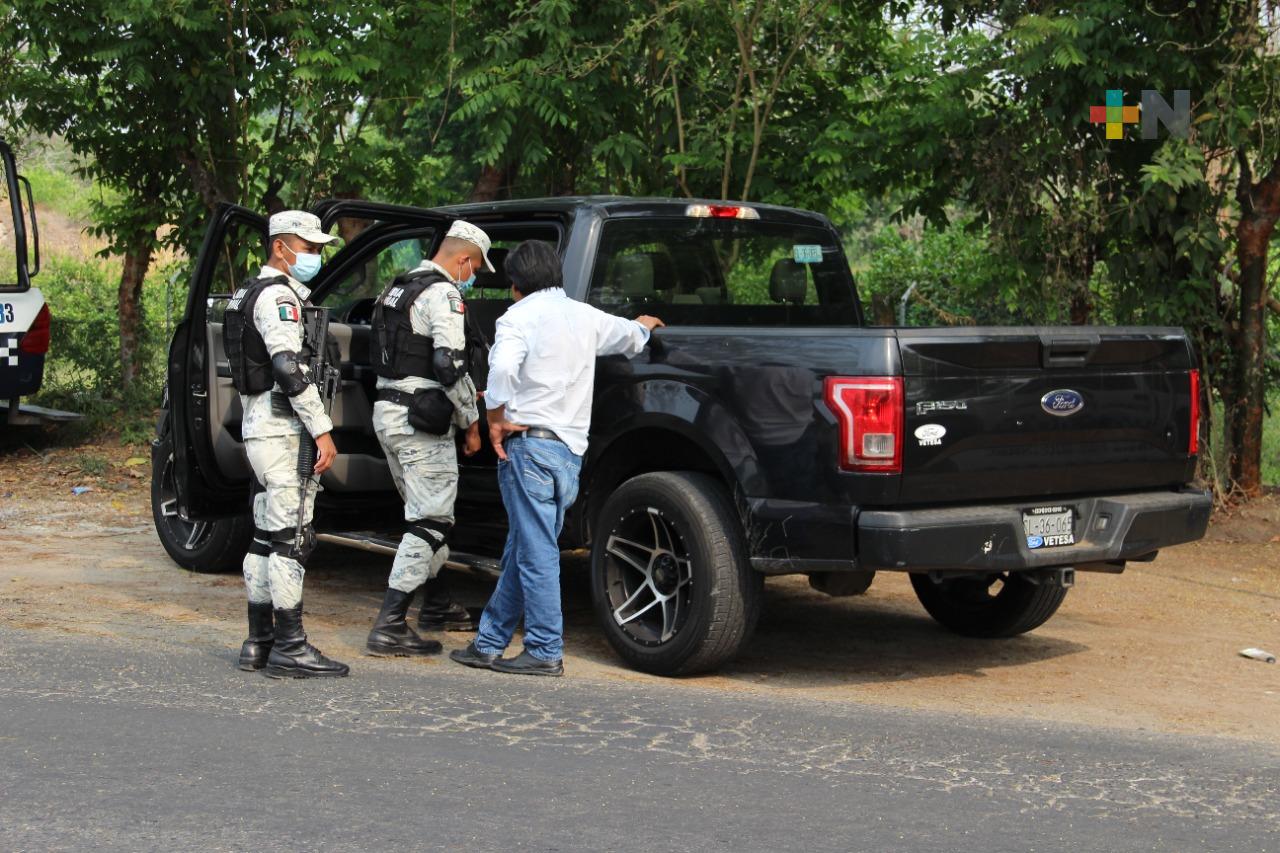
[909,571,1068,638]
[590,471,762,676]
[150,433,251,573]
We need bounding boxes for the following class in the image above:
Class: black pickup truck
[152,196,1212,675]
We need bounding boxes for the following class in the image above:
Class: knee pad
[270,525,315,563]
[408,519,452,552]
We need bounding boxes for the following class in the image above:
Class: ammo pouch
[407,388,455,435]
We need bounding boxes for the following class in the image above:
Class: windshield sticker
[792,244,823,264]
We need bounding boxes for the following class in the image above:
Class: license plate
[1023,505,1075,549]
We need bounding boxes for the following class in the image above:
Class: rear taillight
[19,304,50,355]
[1188,369,1200,455]
[823,377,904,473]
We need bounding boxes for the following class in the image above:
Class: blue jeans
[475,436,582,661]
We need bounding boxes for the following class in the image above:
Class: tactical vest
[224,275,315,395]
[371,269,450,380]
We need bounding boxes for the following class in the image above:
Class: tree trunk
[1068,283,1093,325]
[1229,154,1280,497]
[118,231,155,396]
[469,162,518,202]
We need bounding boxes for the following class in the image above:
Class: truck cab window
[466,223,562,303]
[205,220,267,323]
[588,218,860,327]
[323,234,436,320]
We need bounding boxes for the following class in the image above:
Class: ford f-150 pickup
[152,196,1211,675]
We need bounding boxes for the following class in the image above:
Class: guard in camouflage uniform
[365,221,487,656]
[228,210,348,679]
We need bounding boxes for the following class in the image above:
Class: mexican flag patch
[278,303,300,322]
[449,297,465,315]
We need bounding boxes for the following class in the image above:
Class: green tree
[394,0,894,207]
[843,1,1280,498]
[1,0,447,393]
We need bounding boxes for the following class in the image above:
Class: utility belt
[377,388,454,435]
[375,389,416,408]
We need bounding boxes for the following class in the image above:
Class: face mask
[456,258,477,293]
[283,243,322,283]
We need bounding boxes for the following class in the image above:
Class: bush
[31,253,177,443]
[854,219,1024,326]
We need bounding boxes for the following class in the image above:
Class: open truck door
[155,200,455,570]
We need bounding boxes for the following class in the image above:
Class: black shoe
[419,602,480,632]
[491,650,563,677]
[263,604,350,679]
[419,575,479,632]
[238,601,274,671]
[449,642,500,670]
[367,588,442,656]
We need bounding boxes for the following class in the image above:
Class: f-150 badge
[1041,389,1084,417]
[916,400,967,415]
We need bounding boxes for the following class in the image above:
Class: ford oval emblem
[1041,389,1084,417]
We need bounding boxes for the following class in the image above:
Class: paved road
[0,626,1276,852]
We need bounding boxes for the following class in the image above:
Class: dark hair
[265,232,297,260]
[506,240,562,296]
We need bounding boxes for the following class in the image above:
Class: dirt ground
[2,437,1277,744]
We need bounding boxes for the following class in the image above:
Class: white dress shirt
[485,287,650,456]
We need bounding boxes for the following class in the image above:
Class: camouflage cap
[268,210,338,245]
[446,220,495,272]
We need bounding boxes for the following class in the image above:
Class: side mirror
[18,174,38,279]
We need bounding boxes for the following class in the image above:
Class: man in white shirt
[450,240,663,676]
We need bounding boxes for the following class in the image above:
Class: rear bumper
[857,488,1212,573]
[0,352,45,399]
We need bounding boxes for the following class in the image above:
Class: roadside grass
[74,453,110,477]
[23,166,108,223]
[1264,393,1279,487]
[1205,395,1280,491]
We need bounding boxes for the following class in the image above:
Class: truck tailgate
[896,327,1197,504]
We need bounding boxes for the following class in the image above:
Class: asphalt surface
[0,625,1276,852]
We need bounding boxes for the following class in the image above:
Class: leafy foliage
[0,0,1275,487]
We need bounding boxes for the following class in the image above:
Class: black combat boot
[237,601,275,671]
[262,604,350,679]
[418,574,477,632]
[367,588,443,656]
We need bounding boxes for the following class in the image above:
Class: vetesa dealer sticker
[793,244,823,264]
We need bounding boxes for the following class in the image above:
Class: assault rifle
[294,305,341,557]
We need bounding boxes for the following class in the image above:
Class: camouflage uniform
[373,260,480,593]
[240,265,334,610]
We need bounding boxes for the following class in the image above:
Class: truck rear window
[588,218,860,326]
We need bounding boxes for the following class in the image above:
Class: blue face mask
[284,244,322,283]
[456,258,477,293]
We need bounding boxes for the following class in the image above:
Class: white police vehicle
[0,138,75,426]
